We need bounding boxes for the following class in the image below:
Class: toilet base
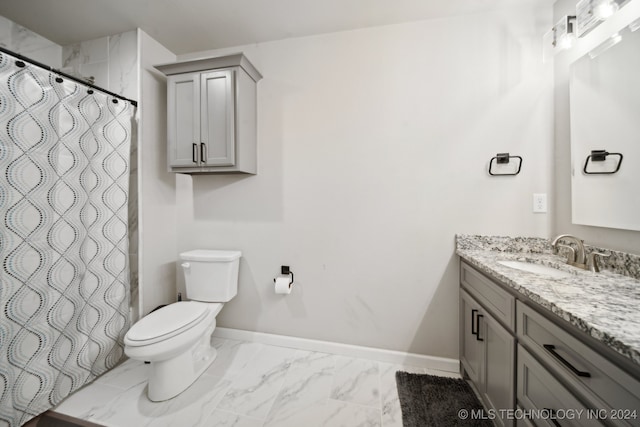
[147,329,218,401]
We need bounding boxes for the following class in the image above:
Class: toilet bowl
[124,249,241,401]
[124,301,223,401]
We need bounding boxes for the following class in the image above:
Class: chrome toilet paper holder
[274,265,294,285]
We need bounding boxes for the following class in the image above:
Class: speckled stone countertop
[456,235,640,366]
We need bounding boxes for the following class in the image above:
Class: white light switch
[533,193,547,213]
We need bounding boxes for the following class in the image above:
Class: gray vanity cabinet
[460,263,516,427]
[460,260,640,427]
[157,53,262,174]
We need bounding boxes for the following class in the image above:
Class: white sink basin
[497,260,574,278]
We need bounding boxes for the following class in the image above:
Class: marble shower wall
[0,15,62,67]
[62,31,141,321]
[61,32,138,99]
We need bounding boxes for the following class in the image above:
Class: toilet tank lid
[180,249,242,261]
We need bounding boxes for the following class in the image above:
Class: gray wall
[137,30,178,317]
[173,5,554,359]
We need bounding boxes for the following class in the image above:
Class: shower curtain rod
[0,45,138,107]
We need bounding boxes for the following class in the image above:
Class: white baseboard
[213,327,459,373]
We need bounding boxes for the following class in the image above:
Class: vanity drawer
[517,301,640,426]
[461,262,515,331]
[518,345,604,427]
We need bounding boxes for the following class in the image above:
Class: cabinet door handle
[475,314,484,341]
[544,408,562,427]
[192,143,198,163]
[543,344,591,378]
[471,309,484,341]
[200,143,207,164]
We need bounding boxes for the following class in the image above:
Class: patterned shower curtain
[0,51,135,427]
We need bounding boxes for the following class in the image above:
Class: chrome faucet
[551,234,586,268]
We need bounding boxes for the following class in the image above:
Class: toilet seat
[125,301,218,346]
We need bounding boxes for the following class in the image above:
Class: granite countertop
[456,235,640,366]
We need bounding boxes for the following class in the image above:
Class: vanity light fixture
[544,14,576,60]
[576,0,621,36]
[555,15,577,50]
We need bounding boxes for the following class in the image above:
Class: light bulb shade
[576,0,621,36]
[557,34,576,50]
[593,0,619,20]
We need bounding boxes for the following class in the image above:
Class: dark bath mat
[395,372,493,427]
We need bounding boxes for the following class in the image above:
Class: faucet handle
[555,244,576,263]
[587,251,610,273]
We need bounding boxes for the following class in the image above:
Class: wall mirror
[569,24,640,231]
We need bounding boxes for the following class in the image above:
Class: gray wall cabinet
[156,53,262,174]
[460,261,640,427]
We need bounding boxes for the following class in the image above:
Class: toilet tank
[179,250,241,302]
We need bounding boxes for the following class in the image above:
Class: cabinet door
[483,312,515,427]
[168,72,200,167]
[200,70,236,166]
[460,290,483,385]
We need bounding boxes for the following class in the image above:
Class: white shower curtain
[0,51,135,427]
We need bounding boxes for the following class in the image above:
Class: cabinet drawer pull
[200,143,207,164]
[192,143,198,163]
[543,344,591,378]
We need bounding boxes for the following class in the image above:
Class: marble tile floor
[53,337,459,427]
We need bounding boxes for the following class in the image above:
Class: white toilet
[124,249,241,401]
